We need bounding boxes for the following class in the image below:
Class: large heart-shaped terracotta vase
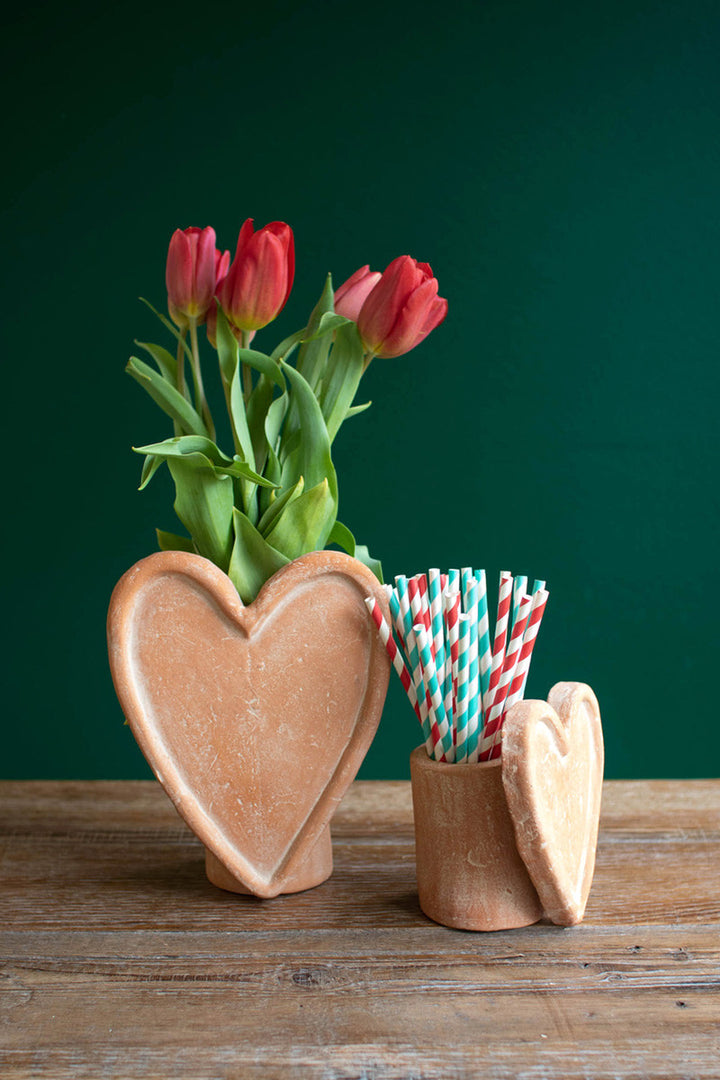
[501,682,604,925]
[108,550,390,898]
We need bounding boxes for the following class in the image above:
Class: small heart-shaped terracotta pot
[107,549,391,898]
[410,682,603,931]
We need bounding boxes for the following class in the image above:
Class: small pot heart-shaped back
[107,550,390,898]
[501,682,604,926]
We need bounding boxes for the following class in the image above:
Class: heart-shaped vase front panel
[108,551,390,896]
[501,682,604,926]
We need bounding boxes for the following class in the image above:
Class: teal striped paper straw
[442,588,461,725]
[454,613,471,762]
[394,578,434,753]
[405,624,435,755]
[532,578,546,595]
[387,588,412,671]
[512,575,527,630]
[463,576,481,762]
[427,568,445,706]
[448,568,460,593]
[414,622,454,762]
[474,569,492,710]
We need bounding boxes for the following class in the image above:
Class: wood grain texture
[1,780,719,1078]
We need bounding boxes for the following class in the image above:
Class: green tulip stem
[173,335,186,436]
[189,319,215,441]
[241,331,253,403]
[362,352,375,373]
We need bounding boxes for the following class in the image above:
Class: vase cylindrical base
[410,746,543,931]
[204,825,334,897]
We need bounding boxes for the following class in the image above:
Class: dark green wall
[3,0,719,779]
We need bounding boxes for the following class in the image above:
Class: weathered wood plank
[1,925,719,992]
[1,987,719,1078]
[1,779,719,1078]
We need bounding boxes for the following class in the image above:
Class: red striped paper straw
[483,571,513,713]
[485,588,549,760]
[502,588,549,716]
[364,596,420,720]
[443,588,461,725]
[479,593,532,759]
[408,576,432,641]
[414,622,454,761]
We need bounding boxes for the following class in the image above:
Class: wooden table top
[1,779,719,1078]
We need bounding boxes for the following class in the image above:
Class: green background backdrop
[3,0,718,780]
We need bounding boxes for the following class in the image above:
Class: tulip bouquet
[127,218,447,602]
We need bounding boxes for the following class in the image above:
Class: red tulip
[356,255,448,358]
[333,265,382,322]
[216,218,295,333]
[166,226,220,327]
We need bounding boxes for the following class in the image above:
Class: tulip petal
[357,255,424,353]
[376,277,439,358]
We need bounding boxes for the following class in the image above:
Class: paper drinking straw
[474,569,492,707]
[447,568,460,594]
[454,613,472,762]
[408,575,432,640]
[532,579,546,595]
[462,577,481,762]
[414,622,454,762]
[427,569,446,703]
[404,623,437,757]
[480,593,532,760]
[442,589,461,725]
[512,575,527,629]
[393,579,435,754]
[364,596,420,720]
[502,588,549,716]
[484,571,514,713]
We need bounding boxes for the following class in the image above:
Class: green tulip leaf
[156,529,194,553]
[139,453,164,490]
[246,375,276,475]
[135,340,177,384]
[279,360,338,509]
[344,400,372,420]
[139,297,192,363]
[264,478,336,560]
[296,274,335,393]
[238,349,286,391]
[328,519,356,555]
[257,476,304,537]
[132,435,277,487]
[228,508,290,604]
[215,306,239,385]
[302,311,351,342]
[229,361,257,468]
[328,521,383,582]
[126,356,208,437]
[319,321,365,442]
[168,457,234,572]
[270,329,305,363]
[354,544,384,583]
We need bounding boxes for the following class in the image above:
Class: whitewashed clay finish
[502,681,604,926]
[410,682,603,930]
[107,550,391,898]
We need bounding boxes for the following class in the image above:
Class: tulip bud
[216,218,295,333]
[356,255,448,359]
[333,265,382,322]
[165,226,219,328]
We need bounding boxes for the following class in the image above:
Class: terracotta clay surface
[501,681,604,926]
[107,550,390,898]
[410,747,544,931]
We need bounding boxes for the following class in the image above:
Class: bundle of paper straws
[365,569,549,763]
